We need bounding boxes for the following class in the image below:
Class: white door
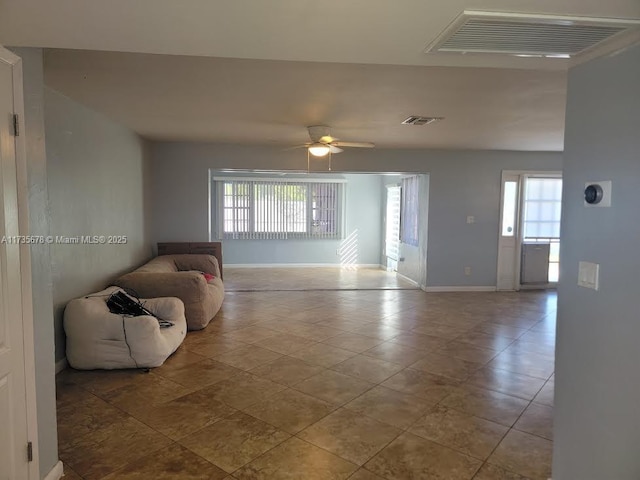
[0,54,30,480]
[385,186,401,271]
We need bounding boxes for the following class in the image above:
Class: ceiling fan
[294,125,375,158]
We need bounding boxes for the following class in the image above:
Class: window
[214,178,344,239]
[400,175,419,247]
[523,177,563,282]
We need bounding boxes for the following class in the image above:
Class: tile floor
[57,285,556,480]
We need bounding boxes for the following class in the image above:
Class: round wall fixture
[584,184,604,204]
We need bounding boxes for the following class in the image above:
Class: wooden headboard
[157,242,224,280]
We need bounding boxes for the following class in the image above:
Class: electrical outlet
[464,266,472,276]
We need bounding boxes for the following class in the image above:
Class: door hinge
[12,113,19,136]
[27,441,33,462]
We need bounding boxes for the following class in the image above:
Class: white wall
[44,88,153,362]
[553,44,640,479]
[152,143,561,287]
[214,173,382,265]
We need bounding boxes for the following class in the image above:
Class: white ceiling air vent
[425,11,640,57]
[402,116,443,126]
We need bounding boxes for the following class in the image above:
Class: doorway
[497,171,563,291]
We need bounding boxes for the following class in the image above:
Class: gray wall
[152,143,561,286]
[44,88,153,361]
[553,44,640,479]
[215,173,382,265]
[11,47,58,480]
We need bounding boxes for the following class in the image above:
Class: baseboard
[55,358,68,374]
[225,263,383,269]
[44,461,63,480]
[423,286,497,292]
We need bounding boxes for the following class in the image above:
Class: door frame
[496,170,562,291]
[0,46,40,479]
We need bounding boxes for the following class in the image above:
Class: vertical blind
[215,178,344,240]
[401,175,419,247]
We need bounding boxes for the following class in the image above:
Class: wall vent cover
[425,11,640,56]
[402,116,443,126]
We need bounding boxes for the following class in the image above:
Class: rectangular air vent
[402,116,443,126]
[426,11,640,56]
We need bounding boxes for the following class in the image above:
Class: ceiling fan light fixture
[308,143,330,157]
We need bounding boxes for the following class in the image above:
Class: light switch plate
[466,216,475,224]
[578,261,599,290]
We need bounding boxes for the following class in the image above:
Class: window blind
[400,175,419,247]
[214,178,344,240]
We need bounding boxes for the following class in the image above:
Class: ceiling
[3,0,640,151]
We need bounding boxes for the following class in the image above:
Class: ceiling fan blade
[328,145,343,153]
[283,144,311,151]
[332,141,375,148]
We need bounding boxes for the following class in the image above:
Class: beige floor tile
[101,444,228,479]
[249,356,324,386]
[437,341,500,364]
[389,332,449,351]
[287,323,345,341]
[349,468,387,480]
[220,326,280,344]
[99,373,194,416]
[253,332,317,354]
[381,368,459,403]
[453,331,515,351]
[242,388,334,434]
[344,385,433,429]
[289,342,357,367]
[466,367,547,401]
[153,347,208,375]
[362,341,426,367]
[234,437,358,479]
[488,429,553,480]
[200,372,286,410]
[57,393,130,444]
[179,412,290,473]
[473,463,532,479]
[514,403,553,440]
[411,322,468,340]
[364,432,482,480]
[214,345,283,371]
[489,351,555,380]
[533,379,554,406]
[58,367,144,395]
[410,352,483,381]
[322,333,385,353]
[348,323,405,340]
[182,336,249,357]
[331,354,404,384]
[409,405,508,460]
[294,370,374,405]
[56,375,95,408]
[133,389,236,440]
[154,359,242,389]
[440,386,529,427]
[472,322,529,340]
[299,408,401,465]
[59,416,172,480]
